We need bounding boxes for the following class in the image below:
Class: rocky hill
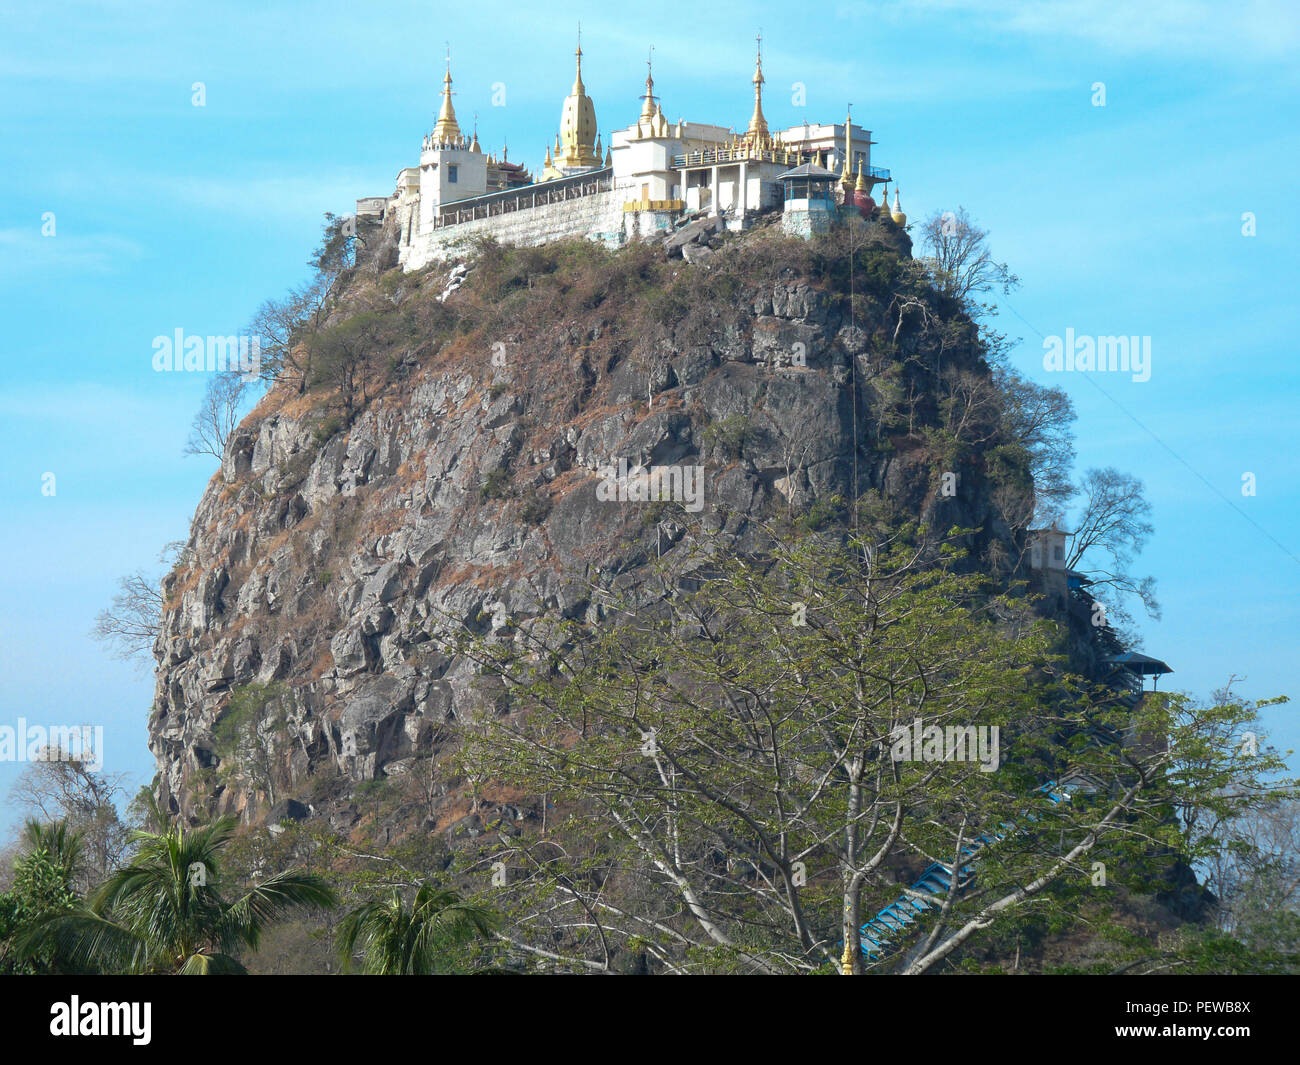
[149,216,1081,833]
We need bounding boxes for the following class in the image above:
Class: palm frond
[178,951,248,975]
[16,910,153,974]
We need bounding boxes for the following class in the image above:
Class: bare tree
[1068,466,1159,622]
[184,370,251,461]
[6,754,131,891]
[919,206,1019,310]
[90,542,188,667]
[249,273,333,393]
[90,573,162,666]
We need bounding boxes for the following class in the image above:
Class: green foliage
[795,493,846,532]
[14,818,336,975]
[479,468,511,501]
[519,490,552,525]
[213,683,284,762]
[702,414,751,460]
[447,515,1298,974]
[312,413,345,445]
[309,309,393,414]
[452,521,1085,972]
[0,821,84,974]
[310,212,356,275]
[213,683,286,807]
[336,881,499,974]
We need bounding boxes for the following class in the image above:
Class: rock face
[148,226,1028,826]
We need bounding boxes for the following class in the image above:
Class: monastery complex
[356,36,909,270]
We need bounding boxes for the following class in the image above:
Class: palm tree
[21,818,85,878]
[20,816,335,974]
[337,881,498,974]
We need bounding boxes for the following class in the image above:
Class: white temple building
[356,36,904,270]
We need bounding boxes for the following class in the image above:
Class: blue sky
[1,0,1297,829]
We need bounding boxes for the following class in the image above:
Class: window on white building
[448,165,458,183]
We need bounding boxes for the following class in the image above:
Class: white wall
[402,187,628,269]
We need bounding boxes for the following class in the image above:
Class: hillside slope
[150,219,1068,831]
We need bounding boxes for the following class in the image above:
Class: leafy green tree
[309,307,391,417]
[19,817,335,974]
[0,820,84,974]
[336,882,498,974]
[450,516,1292,974]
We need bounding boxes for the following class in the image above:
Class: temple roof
[1106,652,1174,676]
[777,163,840,180]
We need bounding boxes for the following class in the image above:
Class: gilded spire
[470,112,481,153]
[855,157,868,192]
[558,27,600,169]
[640,47,657,122]
[572,33,585,93]
[432,47,461,143]
[745,32,768,146]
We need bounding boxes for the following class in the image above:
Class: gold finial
[855,158,868,192]
[432,46,461,143]
[745,31,768,146]
[841,941,853,975]
[573,22,585,92]
[544,143,552,167]
[640,45,657,122]
[470,112,481,153]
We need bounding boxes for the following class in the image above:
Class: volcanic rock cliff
[149,218,1075,829]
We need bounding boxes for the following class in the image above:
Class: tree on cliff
[184,368,252,461]
[1067,466,1160,627]
[453,516,1290,974]
[17,817,336,974]
[918,206,1019,313]
[247,213,357,394]
[91,540,189,667]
